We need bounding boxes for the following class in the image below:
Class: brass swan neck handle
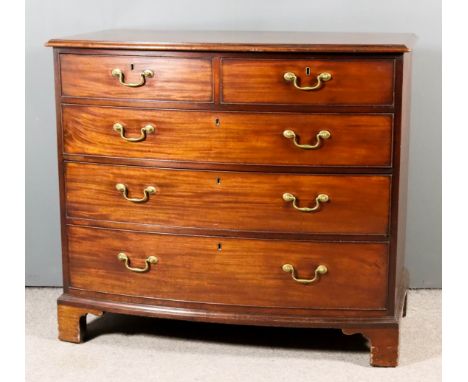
[115,183,156,203]
[282,264,328,285]
[283,129,331,150]
[113,123,155,143]
[111,68,154,87]
[117,253,158,273]
[283,71,332,91]
[282,193,329,212]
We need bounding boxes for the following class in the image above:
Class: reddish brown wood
[48,31,412,366]
[64,162,391,235]
[61,95,396,113]
[221,58,395,106]
[62,105,393,167]
[58,293,396,328]
[67,225,389,310]
[57,303,103,343]
[52,49,72,292]
[46,30,414,53]
[66,286,391,320]
[65,217,389,242]
[62,152,395,174]
[342,326,399,367]
[60,54,213,101]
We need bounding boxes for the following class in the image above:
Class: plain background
[25,0,441,287]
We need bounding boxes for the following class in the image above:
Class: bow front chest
[47,31,412,367]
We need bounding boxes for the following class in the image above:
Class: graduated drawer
[68,225,389,310]
[63,105,393,167]
[221,58,395,106]
[60,54,213,102]
[65,163,391,235]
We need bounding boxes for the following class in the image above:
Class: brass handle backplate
[113,123,155,142]
[115,183,156,203]
[283,193,329,212]
[282,264,328,285]
[283,129,331,150]
[111,68,154,87]
[117,253,158,273]
[283,71,332,91]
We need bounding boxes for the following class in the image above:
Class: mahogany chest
[47,31,412,367]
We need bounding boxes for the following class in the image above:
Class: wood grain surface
[68,225,389,310]
[48,34,412,367]
[62,105,393,167]
[65,162,391,235]
[46,30,414,53]
[60,54,213,101]
[57,304,103,343]
[221,58,395,105]
[342,326,399,366]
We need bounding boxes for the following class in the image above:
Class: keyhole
[305,67,311,76]
[215,118,220,127]
[217,243,222,251]
[130,64,135,71]
[216,177,221,185]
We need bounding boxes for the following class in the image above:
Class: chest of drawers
[47,30,412,367]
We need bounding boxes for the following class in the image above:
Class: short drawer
[63,105,393,167]
[60,54,213,102]
[65,163,391,235]
[221,58,395,106]
[68,226,389,310]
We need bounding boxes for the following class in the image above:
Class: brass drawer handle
[113,123,155,142]
[282,264,328,285]
[283,129,331,150]
[115,183,156,203]
[283,71,332,91]
[282,193,329,212]
[111,68,154,87]
[117,253,158,273]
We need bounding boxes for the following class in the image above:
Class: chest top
[46,30,414,53]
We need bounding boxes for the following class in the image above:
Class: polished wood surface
[65,162,391,235]
[49,31,412,367]
[62,105,393,167]
[343,326,399,367]
[60,54,213,101]
[46,30,414,53]
[57,304,103,343]
[68,226,389,310]
[221,58,395,105]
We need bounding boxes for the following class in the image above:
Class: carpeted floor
[26,288,441,382]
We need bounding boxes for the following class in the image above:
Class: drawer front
[65,163,391,235]
[221,58,394,105]
[63,105,393,167]
[60,54,213,101]
[68,226,389,310]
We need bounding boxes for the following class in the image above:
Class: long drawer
[221,58,395,105]
[68,226,389,310]
[62,105,393,167]
[60,54,213,102]
[65,162,391,235]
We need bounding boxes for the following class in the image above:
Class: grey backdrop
[26,0,441,287]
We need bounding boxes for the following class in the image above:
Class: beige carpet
[26,288,441,382]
